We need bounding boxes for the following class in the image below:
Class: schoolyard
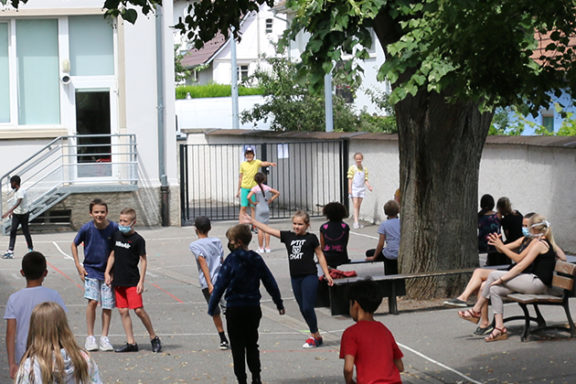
[2,218,576,383]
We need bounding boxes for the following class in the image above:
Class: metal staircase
[1,134,138,234]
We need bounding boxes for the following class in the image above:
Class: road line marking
[46,261,83,289]
[350,232,378,240]
[146,271,159,278]
[399,343,483,384]
[149,282,184,303]
[52,241,74,260]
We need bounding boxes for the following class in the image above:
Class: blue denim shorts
[84,278,115,309]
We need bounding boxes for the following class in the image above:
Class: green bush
[176,83,263,99]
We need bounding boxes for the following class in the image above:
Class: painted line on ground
[46,261,83,289]
[52,241,74,260]
[149,282,184,303]
[350,231,378,240]
[399,342,482,384]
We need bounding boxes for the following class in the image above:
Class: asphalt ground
[2,218,576,383]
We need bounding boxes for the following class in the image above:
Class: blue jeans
[291,274,319,334]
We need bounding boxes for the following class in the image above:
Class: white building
[0,0,178,228]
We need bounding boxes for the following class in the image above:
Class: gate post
[342,139,350,213]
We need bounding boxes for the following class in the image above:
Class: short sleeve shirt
[240,159,262,189]
[340,321,403,384]
[12,188,28,215]
[4,287,66,363]
[74,221,118,280]
[189,237,224,289]
[280,231,319,277]
[377,218,400,260]
[320,221,350,267]
[111,231,146,287]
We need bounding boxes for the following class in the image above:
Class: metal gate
[180,140,348,225]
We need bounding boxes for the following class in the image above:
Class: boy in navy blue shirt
[71,198,118,352]
[209,224,284,384]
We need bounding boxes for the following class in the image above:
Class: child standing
[2,175,33,259]
[16,302,102,384]
[104,208,162,353]
[208,224,284,384]
[245,210,334,348]
[4,251,66,379]
[320,202,350,268]
[236,147,277,222]
[365,200,401,275]
[189,216,229,350]
[347,153,373,229]
[340,280,404,384]
[71,198,118,352]
[247,172,280,253]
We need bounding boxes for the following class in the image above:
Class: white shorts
[351,188,366,198]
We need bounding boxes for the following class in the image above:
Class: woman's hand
[490,277,506,287]
[487,233,504,250]
[240,213,252,225]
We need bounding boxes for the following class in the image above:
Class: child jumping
[247,172,280,253]
[236,147,276,222]
[320,202,350,268]
[244,210,334,348]
[340,279,404,384]
[208,224,284,384]
[4,252,66,379]
[189,216,229,350]
[104,208,161,353]
[2,175,33,259]
[71,198,118,352]
[16,302,103,384]
[347,152,373,229]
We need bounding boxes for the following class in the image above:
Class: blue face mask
[522,227,531,237]
[118,225,132,234]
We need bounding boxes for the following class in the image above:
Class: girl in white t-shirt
[347,153,373,229]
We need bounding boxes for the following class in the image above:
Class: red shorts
[114,286,143,309]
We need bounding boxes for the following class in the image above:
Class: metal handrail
[1,134,138,219]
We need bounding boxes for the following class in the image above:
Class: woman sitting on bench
[457,214,559,342]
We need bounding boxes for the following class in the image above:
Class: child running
[2,175,33,259]
[244,210,334,348]
[15,302,103,384]
[208,224,284,384]
[189,216,229,350]
[104,208,161,353]
[320,202,350,268]
[347,152,373,229]
[247,172,280,253]
[4,251,66,379]
[71,198,118,352]
[340,280,404,384]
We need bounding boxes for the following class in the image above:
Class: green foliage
[240,59,396,132]
[175,83,263,99]
[174,45,192,84]
[489,104,576,136]
[488,108,524,136]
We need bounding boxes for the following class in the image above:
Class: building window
[69,16,114,76]
[542,113,554,132]
[237,65,249,82]
[0,23,9,123]
[265,18,273,34]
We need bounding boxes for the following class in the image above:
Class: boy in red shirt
[340,280,404,384]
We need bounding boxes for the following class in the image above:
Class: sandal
[485,327,508,342]
[473,325,494,336]
[458,309,481,324]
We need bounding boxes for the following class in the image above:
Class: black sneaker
[219,340,229,350]
[115,343,138,353]
[151,336,162,353]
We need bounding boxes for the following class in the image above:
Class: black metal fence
[180,140,348,225]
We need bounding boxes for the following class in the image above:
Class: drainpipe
[156,5,170,226]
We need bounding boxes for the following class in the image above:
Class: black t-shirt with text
[280,231,319,277]
[112,231,146,287]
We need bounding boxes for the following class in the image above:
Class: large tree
[11,0,575,297]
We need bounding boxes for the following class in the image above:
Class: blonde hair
[17,302,89,384]
[353,152,364,160]
[120,207,137,221]
[292,210,310,225]
[528,213,560,254]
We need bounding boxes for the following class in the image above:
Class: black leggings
[226,306,262,384]
[9,213,33,251]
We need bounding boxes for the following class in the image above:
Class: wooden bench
[324,268,476,316]
[504,260,576,341]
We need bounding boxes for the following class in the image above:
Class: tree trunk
[395,92,493,298]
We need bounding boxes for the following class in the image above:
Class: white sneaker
[85,336,98,351]
[352,223,360,229]
[257,248,264,253]
[265,248,271,253]
[99,336,114,351]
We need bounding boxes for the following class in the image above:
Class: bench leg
[532,304,546,328]
[561,301,576,337]
[388,284,399,315]
[519,303,531,342]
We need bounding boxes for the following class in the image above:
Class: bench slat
[552,274,574,291]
